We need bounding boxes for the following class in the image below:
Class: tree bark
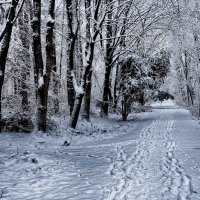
[69,42,95,128]
[69,0,104,128]
[32,0,56,132]
[82,0,92,121]
[70,92,84,128]
[83,70,92,120]
[0,0,20,132]
[113,64,119,112]
[31,0,45,131]
[122,96,131,121]
[101,1,113,117]
[101,0,132,117]
[59,2,65,80]
[102,58,113,117]
[65,0,78,115]
[18,3,31,112]
[46,0,58,114]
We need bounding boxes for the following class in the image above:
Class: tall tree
[82,0,92,121]
[0,0,22,131]
[31,0,56,132]
[101,0,113,117]
[69,0,106,128]
[101,0,133,117]
[31,0,45,131]
[65,0,78,115]
[18,1,31,112]
[47,0,58,114]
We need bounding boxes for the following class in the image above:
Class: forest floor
[0,100,200,200]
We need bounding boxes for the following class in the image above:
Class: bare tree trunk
[194,33,200,117]
[52,70,59,114]
[122,96,131,121]
[59,3,65,79]
[69,41,96,128]
[83,71,92,120]
[139,92,145,106]
[45,0,56,126]
[0,0,20,132]
[31,0,45,132]
[18,3,31,112]
[32,0,56,132]
[102,0,132,117]
[69,0,104,128]
[82,0,92,120]
[65,0,78,115]
[101,0,113,117]
[0,5,5,24]
[59,1,65,83]
[70,92,84,128]
[113,64,119,112]
[47,0,58,114]
[102,57,113,117]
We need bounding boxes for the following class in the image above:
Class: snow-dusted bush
[117,51,170,120]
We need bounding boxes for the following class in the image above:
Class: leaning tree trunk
[0,0,20,132]
[69,42,95,128]
[69,58,94,128]
[69,0,105,129]
[70,92,84,128]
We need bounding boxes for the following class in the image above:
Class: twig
[0,188,6,199]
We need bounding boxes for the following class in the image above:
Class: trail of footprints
[105,114,193,200]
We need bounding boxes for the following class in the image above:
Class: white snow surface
[0,100,200,199]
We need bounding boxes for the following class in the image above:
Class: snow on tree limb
[71,70,84,95]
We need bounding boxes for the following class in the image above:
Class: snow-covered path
[105,109,192,200]
[0,101,200,199]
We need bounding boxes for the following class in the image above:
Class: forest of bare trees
[0,0,200,133]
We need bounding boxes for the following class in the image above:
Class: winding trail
[104,111,193,200]
[0,101,199,200]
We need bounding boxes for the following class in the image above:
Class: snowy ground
[0,100,200,200]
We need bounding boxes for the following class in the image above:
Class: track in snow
[104,112,193,200]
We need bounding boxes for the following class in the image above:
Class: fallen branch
[0,188,6,199]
